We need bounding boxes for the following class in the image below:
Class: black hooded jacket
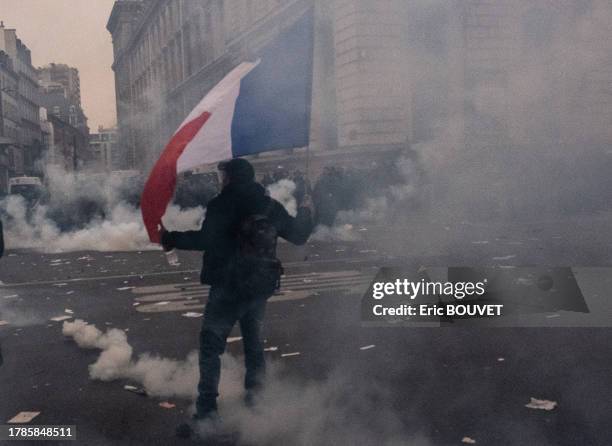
[165,181,313,285]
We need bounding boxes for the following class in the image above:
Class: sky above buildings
[0,0,116,130]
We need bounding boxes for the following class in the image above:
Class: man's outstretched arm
[276,197,314,246]
[161,202,221,251]
[162,225,208,251]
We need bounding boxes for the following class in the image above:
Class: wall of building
[89,127,119,172]
[108,0,612,181]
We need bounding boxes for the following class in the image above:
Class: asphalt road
[1,232,611,445]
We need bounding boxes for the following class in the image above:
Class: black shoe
[176,411,219,439]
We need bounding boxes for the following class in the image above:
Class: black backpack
[229,203,283,299]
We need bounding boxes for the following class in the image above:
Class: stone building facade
[38,63,89,135]
[108,0,414,175]
[108,0,612,182]
[0,21,44,191]
[89,126,120,172]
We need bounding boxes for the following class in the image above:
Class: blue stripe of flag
[231,9,314,157]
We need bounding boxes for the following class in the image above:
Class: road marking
[2,257,386,288]
[132,270,374,313]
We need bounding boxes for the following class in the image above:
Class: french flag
[141,10,314,243]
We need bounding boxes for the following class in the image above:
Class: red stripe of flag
[141,111,212,243]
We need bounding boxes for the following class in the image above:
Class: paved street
[1,229,612,445]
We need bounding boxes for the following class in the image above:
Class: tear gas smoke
[267,179,298,217]
[0,288,41,327]
[62,319,199,398]
[0,165,204,253]
[63,320,427,445]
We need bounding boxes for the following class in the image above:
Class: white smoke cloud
[0,287,41,327]
[62,319,199,398]
[267,179,297,217]
[63,320,428,445]
[0,164,204,253]
[311,224,360,242]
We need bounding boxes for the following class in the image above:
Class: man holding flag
[162,158,313,429]
[139,8,316,437]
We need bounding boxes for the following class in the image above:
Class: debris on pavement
[492,255,516,261]
[462,436,476,444]
[159,402,176,409]
[360,345,376,351]
[497,357,505,362]
[117,286,134,291]
[227,337,242,343]
[525,397,557,411]
[8,411,40,424]
[264,346,279,352]
[123,385,147,396]
[50,315,73,322]
[281,352,301,358]
[64,309,74,314]
[181,312,202,318]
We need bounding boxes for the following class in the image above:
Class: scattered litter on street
[227,337,242,343]
[159,402,176,409]
[525,398,557,411]
[281,352,301,357]
[123,385,147,396]
[182,312,202,318]
[65,309,74,314]
[462,437,476,444]
[546,313,560,318]
[497,358,505,362]
[492,255,516,261]
[50,315,72,322]
[8,412,40,424]
[117,287,134,291]
[264,346,279,352]
[360,345,376,351]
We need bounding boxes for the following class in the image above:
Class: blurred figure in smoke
[162,158,314,437]
[312,167,341,226]
[292,170,307,206]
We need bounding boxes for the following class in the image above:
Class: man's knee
[200,329,227,357]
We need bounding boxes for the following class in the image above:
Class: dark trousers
[196,286,268,416]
